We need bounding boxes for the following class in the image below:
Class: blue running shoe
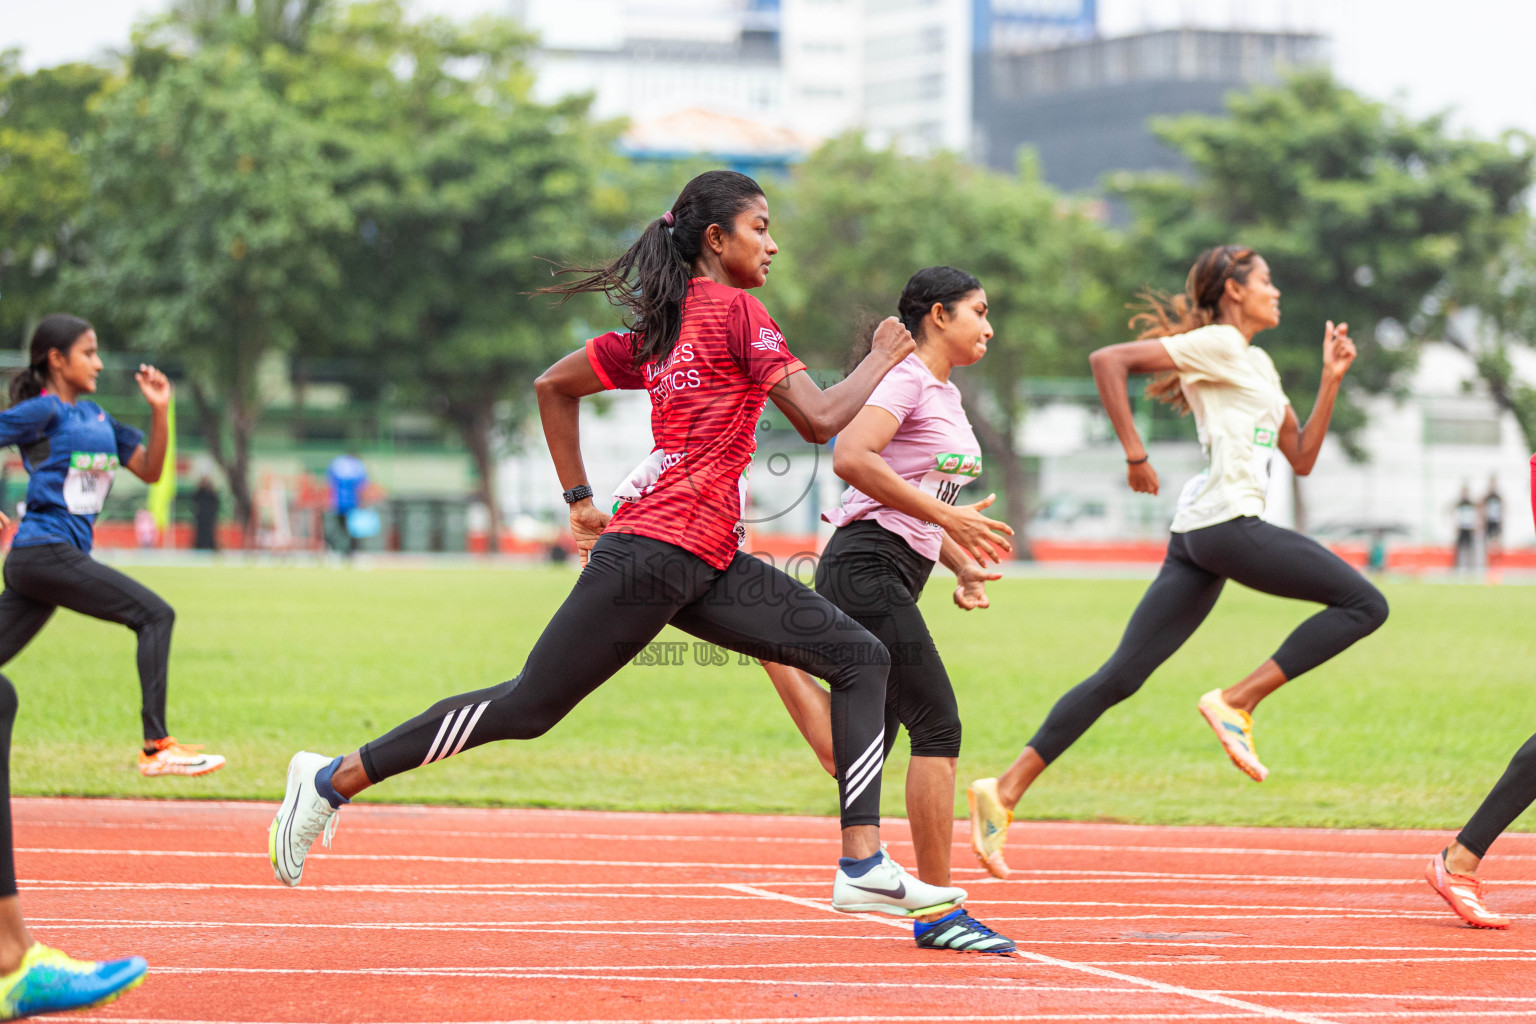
[0,943,148,1019]
[914,907,1017,955]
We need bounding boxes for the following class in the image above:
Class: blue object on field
[346,507,381,539]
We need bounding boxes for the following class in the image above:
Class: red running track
[18,797,1536,1024]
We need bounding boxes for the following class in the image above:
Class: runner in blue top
[0,314,222,778]
[0,316,169,1016]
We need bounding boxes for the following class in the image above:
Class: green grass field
[11,563,1534,833]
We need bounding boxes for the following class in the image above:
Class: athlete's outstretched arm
[125,365,171,483]
[767,317,914,444]
[1087,340,1177,496]
[1277,321,1354,476]
[534,350,609,562]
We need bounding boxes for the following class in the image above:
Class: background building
[975,26,1328,189]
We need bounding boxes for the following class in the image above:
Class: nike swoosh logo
[849,879,906,899]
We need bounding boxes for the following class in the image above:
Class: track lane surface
[19,799,1535,1023]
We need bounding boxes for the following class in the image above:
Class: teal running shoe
[914,907,1017,955]
[0,943,147,1020]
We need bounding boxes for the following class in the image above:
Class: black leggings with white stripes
[815,520,960,760]
[1458,733,1536,859]
[1029,516,1389,764]
[359,532,893,828]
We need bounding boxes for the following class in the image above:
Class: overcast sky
[4,0,1534,139]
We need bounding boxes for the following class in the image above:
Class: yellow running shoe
[1196,689,1269,781]
[138,737,226,777]
[967,777,1014,879]
[0,943,147,1020]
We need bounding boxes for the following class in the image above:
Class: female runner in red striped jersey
[268,171,973,921]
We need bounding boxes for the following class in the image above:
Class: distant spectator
[1482,476,1504,560]
[1454,485,1478,571]
[192,477,220,551]
[326,453,368,557]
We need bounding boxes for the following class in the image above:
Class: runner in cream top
[1160,323,1289,534]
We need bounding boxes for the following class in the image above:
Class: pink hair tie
[662,211,675,227]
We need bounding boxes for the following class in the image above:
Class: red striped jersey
[585,277,806,569]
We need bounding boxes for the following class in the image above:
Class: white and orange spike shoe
[138,737,226,777]
[1197,689,1268,782]
[967,777,1014,879]
[1426,850,1511,929]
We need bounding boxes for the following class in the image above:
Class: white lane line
[1075,956,1536,966]
[144,962,1034,974]
[25,850,1536,888]
[724,885,1341,1024]
[28,819,1536,867]
[1324,1014,1536,1020]
[40,923,912,941]
[996,939,1536,954]
[49,922,1523,956]
[25,912,1449,928]
[12,881,1462,912]
[995,843,1536,864]
[18,883,793,900]
[59,1017,1536,1024]
[61,970,1157,995]
[19,849,828,871]
[18,821,866,847]
[781,876,1536,888]
[1213,991,1536,1004]
[62,1014,1276,1024]
[17,798,1535,838]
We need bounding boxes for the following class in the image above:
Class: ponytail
[12,314,92,406]
[542,170,766,369]
[1131,246,1259,415]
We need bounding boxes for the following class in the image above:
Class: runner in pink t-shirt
[761,267,1018,955]
[822,351,985,562]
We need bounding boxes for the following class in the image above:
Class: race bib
[63,452,119,515]
[1250,426,1277,493]
[917,452,982,510]
[614,449,750,547]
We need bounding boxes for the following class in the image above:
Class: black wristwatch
[562,483,593,504]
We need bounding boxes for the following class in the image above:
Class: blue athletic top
[327,454,367,513]
[0,395,145,552]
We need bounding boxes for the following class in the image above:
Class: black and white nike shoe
[914,907,1017,954]
[831,850,967,916]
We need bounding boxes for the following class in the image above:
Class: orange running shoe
[138,737,226,777]
[1426,850,1510,929]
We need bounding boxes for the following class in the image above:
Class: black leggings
[0,543,175,741]
[360,532,892,828]
[1458,734,1536,859]
[0,543,177,896]
[1029,516,1389,764]
[815,521,960,760]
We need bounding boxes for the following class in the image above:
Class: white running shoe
[269,751,340,887]
[832,850,967,917]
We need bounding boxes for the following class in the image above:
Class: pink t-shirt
[823,353,983,563]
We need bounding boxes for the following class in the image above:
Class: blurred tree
[1112,71,1533,514]
[166,0,329,51]
[70,47,348,533]
[0,54,112,348]
[267,1,627,550]
[770,136,1126,550]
